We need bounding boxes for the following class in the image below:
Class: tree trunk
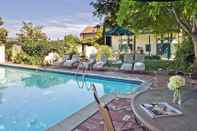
[191,33,197,75]
[191,17,197,76]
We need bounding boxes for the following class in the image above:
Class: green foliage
[174,37,194,71]
[13,40,66,65]
[64,34,79,45]
[90,0,120,26]
[117,0,180,33]
[12,51,42,65]
[145,55,161,60]
[0,18,8,43]
[17,22,47,42]
[22,40,65,58]
[0,28,8,43]
[5,46,12,61]
[64,34,80,55]
[96,45,112,60]
[0,17,3,26]
[145,59,175,71]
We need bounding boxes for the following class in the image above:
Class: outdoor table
[132,88,197,131]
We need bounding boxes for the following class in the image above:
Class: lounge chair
[93,54,108,70]
[92,84,145,131]
[53,54,70,66]
[133,54,145,71]
[63,54,80,67]
[78,54,96,70]
[120,54,134,71]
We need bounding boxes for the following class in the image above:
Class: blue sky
[0,0,101,39]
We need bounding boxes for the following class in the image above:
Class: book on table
[140,102,183,118]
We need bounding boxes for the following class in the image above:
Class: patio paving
[73,97,143,131]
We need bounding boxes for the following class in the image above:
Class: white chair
[79,54,96,70]
[53,54,70,66]
[93,54,108,70]
[63,54,80,67]
[134,54,145,71]
[120,54,134,71]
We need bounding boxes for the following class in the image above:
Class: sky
[0,0,101,40]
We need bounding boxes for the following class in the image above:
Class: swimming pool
[0,66,142,131]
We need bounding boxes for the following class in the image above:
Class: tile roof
[81,26,97,34]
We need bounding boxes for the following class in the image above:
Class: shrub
[96,45,113,60]
[174,37,194,71]
[12,51,43,65]
[145,55,161,60]
[145,59,176,71]
[21,40,66,61]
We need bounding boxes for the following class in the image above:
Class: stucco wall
[0,45,5,63]
[136,34,157,55]
[110,33,181,57]
[111,35,130,51]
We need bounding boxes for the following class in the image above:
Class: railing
[75,62,91,89]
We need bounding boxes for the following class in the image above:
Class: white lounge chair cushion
[63,60,74,66]
[63,55,80,67]
[78,62,89,69]
[120,63,132,71]
[134,62,145,71]
[93,61,105,69]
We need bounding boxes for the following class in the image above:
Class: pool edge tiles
[0,63,144,85]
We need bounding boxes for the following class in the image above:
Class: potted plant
[168,75,185,105]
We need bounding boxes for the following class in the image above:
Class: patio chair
[53,54,70,66]
[78,54,96,70]
[92,84,145,131]
[133,54,145,71]
[63,54,80,67]
[93,54,108,70]
[120,54,134,71]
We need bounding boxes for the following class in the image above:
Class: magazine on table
[140,102,183,118]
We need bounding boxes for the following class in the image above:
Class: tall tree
[0,28,8,43]
[17,22,47,42]
[0,17,3,26]
[90,0,120,26]
[0,17,8,43]
[91,0,120,43]
[64,34,80,54]
[117,0,197,69]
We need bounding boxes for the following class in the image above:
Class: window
[145,44,151,52]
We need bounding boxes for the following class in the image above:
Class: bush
[22,40,66,58]
[145,59,176,71]
[174,37,194,71]
[145,55,161,60]
[96,45,113,60]
[12,51,43,65]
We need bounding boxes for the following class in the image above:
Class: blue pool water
[0,66,141,131]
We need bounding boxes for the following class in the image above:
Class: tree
[90,0,120,26]
[64,34,80,54]
[64,34,80,45]
[117,0,197,70]
[0,17,8,43]
[0,17,3,26]
[91,0,121,43]
[0,28,8,43]
[17,22,47,42]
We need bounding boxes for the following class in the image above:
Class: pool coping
[0,63,146,84]
[0,63,152,131]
